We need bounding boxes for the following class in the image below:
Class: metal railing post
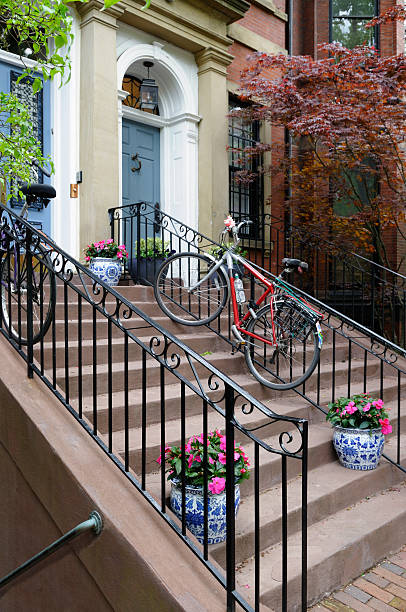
[25,228,34,379]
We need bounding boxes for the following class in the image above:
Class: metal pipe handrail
[0,511,103,590]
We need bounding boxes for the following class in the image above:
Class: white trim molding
[117,42,200,230]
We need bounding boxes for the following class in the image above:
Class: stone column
[77,0,123,255]
[195,47,234,240]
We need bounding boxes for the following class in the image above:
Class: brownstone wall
[0,338,226,612]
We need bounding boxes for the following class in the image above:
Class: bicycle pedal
[231,324,245,345]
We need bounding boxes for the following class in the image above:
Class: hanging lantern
[140,61,158,111]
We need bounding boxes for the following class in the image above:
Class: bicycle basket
[273,299,316,342]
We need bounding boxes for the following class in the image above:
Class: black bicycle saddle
[282,258,309,271]
[20,183,56,199]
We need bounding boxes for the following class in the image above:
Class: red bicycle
[154,217,323,390]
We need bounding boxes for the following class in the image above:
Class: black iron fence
[238,213,406,349]
[0,202,309,612]
[109,202,406,477]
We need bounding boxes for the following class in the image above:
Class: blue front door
[122,119,160,206]
[0,60,52,236]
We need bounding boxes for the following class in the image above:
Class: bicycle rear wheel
[0,246,56,344]
[154,252,228,325]
[244,299,320,390]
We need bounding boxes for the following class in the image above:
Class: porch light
[140,61,158,111]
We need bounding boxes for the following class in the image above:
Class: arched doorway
[117,42,200,228]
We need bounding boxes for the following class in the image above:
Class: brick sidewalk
[309,547,406,611]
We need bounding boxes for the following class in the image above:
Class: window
[228,97,263,234]
[330,0,379,48]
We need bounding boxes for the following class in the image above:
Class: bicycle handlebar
[221,217,253,246]
[33,160,51,178]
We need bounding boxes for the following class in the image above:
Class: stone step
[34,333,228,369]
[80,375,401,436]
[234,482,406,611]
[111,402,406,490]
[53,353,383,399]
[209,435,406,567]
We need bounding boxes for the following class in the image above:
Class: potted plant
[157,429,250,544]
[326,393,392,470]
[128,237,174,286]
[84,239,128,287]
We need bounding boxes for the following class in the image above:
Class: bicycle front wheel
[154,252,228,325]
[244,300,321,390]
[0,246,56,344]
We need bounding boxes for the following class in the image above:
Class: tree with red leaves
[234,31,406,268]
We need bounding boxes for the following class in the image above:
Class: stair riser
[56,353,249,396]
[53,300,165,319]
[213,457,406,567]
[36,335,226,369]
[123,436,336,495]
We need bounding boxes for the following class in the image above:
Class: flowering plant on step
[84,239,128,262]
[157,430,250,494]
[326,393,392,435]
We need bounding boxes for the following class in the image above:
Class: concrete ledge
[227,22,287,55]
[0,336,226,611]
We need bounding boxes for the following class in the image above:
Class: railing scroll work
[0,202,309,612]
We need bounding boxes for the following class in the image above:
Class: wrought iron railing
[109,202,406,476]
[0,202,309,612]
[239,213,406,349]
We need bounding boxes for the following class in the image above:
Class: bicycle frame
[190,246,323,349]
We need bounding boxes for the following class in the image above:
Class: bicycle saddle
[20,183,56,199]
[282,258,308,271]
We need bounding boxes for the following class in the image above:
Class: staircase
[33,279,406,611]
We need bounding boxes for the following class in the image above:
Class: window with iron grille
[330,0,379,48]
[228,97,263,236]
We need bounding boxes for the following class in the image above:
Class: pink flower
[208,477,226,494]
[188,454,194,468]
[224,215,235,229]
[379,418,392,435]
[107,239,113,244]
[209,457,215,464]
[362,403,371,412]
[218,452,226,465]
[220,436,226,451]
[240,468,246,473]
[156,455,161,464]
[119,244,126,250]
[345,403,357,415]
[373,399,384,410]
[117,252,123,259]
[85,256,90,261]
[234,452,240,461]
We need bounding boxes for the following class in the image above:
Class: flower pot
[128,257,166,286]
[170,480,240,544]
[333,426,384,470]
[89,257,122,287]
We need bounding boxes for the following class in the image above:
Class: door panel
[122,119,160,207]
[0,60,52,236]
[122,119,160,258]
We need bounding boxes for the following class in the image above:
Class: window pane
[332,17,375,47]
[332,0,375,18]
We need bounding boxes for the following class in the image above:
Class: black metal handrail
[0,202,309,612]
[0,512,103,590]
[109,202,405,476]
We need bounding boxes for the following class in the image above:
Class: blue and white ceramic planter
[333,426,384,470]
[170,481,240,544]
[90,257,122,287]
